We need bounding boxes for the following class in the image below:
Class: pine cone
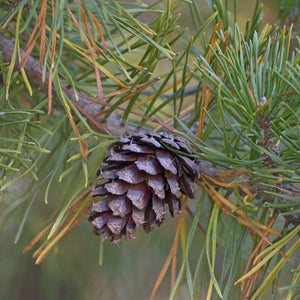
[88,132,200,244]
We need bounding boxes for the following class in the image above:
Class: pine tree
[0,0,299,299]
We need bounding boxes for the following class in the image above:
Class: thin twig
[0,33,133,135]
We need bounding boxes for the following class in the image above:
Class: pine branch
[197,161,300,226]
[1,33,299,227]
[0,33,133,136]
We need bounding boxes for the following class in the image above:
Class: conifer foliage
[0,0,299,299]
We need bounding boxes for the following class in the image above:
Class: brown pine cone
[88,132,200,244]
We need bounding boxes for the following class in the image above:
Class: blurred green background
[0,1,292,299]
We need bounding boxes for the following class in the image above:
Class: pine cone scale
[91,199,110,213]
[161,138,180,149]
[127,183,149,210]
[122,143,155,154]
[178,155,200,179]
[91,212,113,229]
[91,185,107,197]
[104,180,128,195]
[166,174,181,198]
[107,217,125,235]
[108,197,131,217]
[179,173,195,198]
[125,217,136,239]
[132,207,147,227]
[140,136,162,148]
[152,195,165,221]
[105,152,138,162]
[155,150,177,174]
[135,156,163,175]
[166,192,180,217]
[117,165,145,184]
[147,174,165,199]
